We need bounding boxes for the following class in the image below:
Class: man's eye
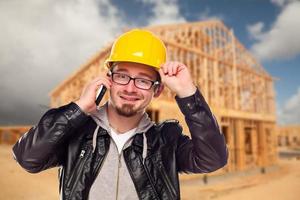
[116,74,127,79]
[137,79,151,85]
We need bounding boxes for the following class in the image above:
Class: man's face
[109,62,159,117]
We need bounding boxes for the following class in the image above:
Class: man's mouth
[120,95,140,102]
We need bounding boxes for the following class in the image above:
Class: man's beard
[115,91,143,117]
[116,104,137,117]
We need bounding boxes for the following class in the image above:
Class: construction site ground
[1,144,299,200]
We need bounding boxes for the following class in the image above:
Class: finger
[167,62,174,76]
[93,76,111,85]
[162,62,168,74]
[158,68,164,78]
[158,69,166,82]
[163,62,170,75]
[168,62,183,75]
[171,62,178,76]
[167,62,173,76]
[174,62,184,75]
[177,62,186,72]
[91,76,105,83]
[95,79,111,90]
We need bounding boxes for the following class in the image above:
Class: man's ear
[154,84,164,98]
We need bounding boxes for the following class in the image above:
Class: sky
[0,0,299,125]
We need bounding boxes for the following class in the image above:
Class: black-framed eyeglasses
[108,71,160,90]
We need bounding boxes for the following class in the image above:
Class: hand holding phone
[76,73,110,113]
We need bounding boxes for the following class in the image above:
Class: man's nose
[124,79,137,92]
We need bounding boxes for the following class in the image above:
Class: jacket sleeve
[174,88,228,173]
[12,102,89,173]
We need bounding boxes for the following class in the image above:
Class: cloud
[246,22,265,40]
[248,1,300,60]
[195,7,224,21]
[271,0,299,7]
[139,1,224,26]
[139,0,186,25]
[278,86,300,124]
[0,0,127,125]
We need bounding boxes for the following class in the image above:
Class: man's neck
[107,103,143,134]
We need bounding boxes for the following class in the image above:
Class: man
[12,29,228,200]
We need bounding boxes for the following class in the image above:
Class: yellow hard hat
[105,29,166,70]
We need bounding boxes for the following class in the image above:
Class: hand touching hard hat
[105,29,196,98]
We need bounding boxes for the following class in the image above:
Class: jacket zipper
[80,150,86,158]
[88,133,136,200]
[67,147,91,200]
[158,165,176,199]
[66,149,86,188]
[116,153,122,200]
[112,132,137,200]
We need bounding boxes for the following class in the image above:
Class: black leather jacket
[13,89,228,200]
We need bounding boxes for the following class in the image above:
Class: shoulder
[155,119,183,140]
[157,119,181,129]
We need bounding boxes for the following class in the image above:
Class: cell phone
[95,85,107,106]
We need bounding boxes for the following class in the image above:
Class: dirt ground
[1,144,300,200]
[180,158,300,200]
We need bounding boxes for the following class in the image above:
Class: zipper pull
[80,150,86,158]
